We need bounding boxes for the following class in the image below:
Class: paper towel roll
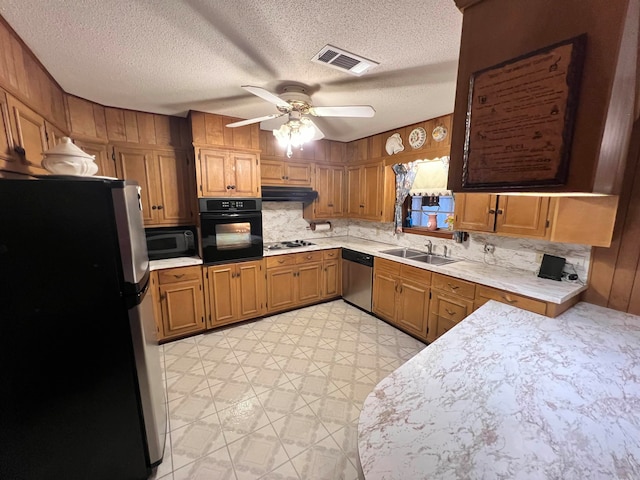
[312,222,332,232]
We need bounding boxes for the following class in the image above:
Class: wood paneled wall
[0,17,67,129]
[259,130,346,163]
[190,111,260,150]
[346,114,452,165]
[583,119,640,315]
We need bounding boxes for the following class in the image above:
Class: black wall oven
[199,198,263,264]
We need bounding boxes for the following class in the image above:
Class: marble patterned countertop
[264,236,585,304]
[147,235,585,304]
[358,300,640,480]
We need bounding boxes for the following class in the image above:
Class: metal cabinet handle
[157,205,163,210]
[496,209,503,215]
[230,185,236,189]
[160,292,166,301]
[447,283,459,290]
[445,308,456,316]
[278,259,285,264]
[306,255,312,259]
[173,274,185,279]
[14,145,25,156]
[152,205,157,210]
[488,209,496,214]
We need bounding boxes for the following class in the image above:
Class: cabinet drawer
[323,249,341,260]
[296,251,323,264]
[432,273,475,299]
[434,294,472,322]
[374,257,401,276]
[401,264,431,286]
[158,266,202,285]
[266,254,295,268]
[433,313,459,338]
[475,285,547,315]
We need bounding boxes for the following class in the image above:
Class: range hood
[261,186,318,203]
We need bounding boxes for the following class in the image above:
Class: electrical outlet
[573,256,585,268]
[536,252,543,263]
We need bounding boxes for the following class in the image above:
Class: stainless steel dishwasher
[342,248,374,312]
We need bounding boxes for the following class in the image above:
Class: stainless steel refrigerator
[0,176,166,480]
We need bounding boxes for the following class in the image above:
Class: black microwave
[145,226,197,260]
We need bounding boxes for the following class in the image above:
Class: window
[404,195,455,230]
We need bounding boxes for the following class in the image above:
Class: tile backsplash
[262,203,591,280]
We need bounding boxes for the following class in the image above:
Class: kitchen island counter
[358,300,640,479]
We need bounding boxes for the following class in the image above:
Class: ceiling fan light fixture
[273,118,317,158]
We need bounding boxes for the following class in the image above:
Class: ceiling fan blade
[226,113,284,128]
[241,85,290,109]
[305,118,325,141]
[309,105,375,118]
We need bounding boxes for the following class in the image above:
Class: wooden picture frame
[462,35,586,189]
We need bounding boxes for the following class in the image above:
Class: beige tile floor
[151,300,426,480]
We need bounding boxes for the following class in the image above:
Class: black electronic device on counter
[538,254,566,281]
[145,225,197,260]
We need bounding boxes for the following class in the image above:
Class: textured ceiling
[0,0,463,142]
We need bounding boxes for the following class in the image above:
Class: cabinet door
[397,280,429,339]
[45,121,67,149]
[154,150,195,225]
[198,148,230,197]
[0,91,21,173]
[208,265,237,326]
[285,162,312,185]
[159,279,205,339]
[496,196,550,237]
[267,267,297,312]
[361,163,382,220]
[372,270,397,323]
[7,94,48,173]
[115,147,156,224]
[260,159,286,185]
[454,193,497,232]
[297,263,322,304]
[322,259,341,298]
[236,260,264,319]
[75,140,115,178]
[331,166,345,216]
[230,151,260,197]
[346,166,362,216]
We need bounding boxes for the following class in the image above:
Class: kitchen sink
[410,254,457,266]
[379,248,427,258]
[380,248,457,266]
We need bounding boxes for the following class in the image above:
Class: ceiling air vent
[312,45,379,76]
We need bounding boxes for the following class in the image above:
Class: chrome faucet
[425,240,433,254]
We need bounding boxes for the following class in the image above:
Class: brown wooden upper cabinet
[74,140,115,178]
[455,194,549,238]
[454,193,619,247]
[115,146,195,226]
[304,164,345,220]
[6,94,49,174]
[196,147,261,198]
[260,159,312,186]
[347,163,383,220]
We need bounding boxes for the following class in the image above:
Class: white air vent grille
[312,45,379,76]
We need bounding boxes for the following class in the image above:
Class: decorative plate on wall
[408,127,427,149]
[432,125,448,142]
[385,133,405,155]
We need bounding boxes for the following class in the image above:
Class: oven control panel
[199,198,262,213]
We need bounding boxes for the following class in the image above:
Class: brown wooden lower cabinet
[154,265,206,342]
[206,260,265,328]
[266,251,323,313]
[372,257,431,342]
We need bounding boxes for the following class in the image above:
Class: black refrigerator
[0,177,166,480]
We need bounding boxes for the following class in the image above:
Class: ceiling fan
[226,85,375,157]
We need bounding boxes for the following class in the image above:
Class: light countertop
[149,256,202,271]
[264,236,585,304]
[147,236,585,304]
[358,300,640,480]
